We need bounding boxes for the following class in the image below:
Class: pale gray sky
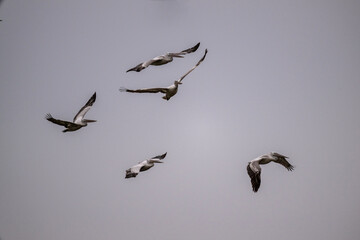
[1,1,360,240]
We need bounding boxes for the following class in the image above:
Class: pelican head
[150,159,164,164]
[84,119,97,123]
[174,80,182,86]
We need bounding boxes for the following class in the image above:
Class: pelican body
[247,152,294,192]
[46,92,97,132]
[120,49,208,101]
[126,42,200,72]
[125,152,167,178]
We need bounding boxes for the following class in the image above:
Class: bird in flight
[46,92,97,132]
[126,42,200,72]
[125,152,167,178]
[247,152,294,192]
[120,49,208,100]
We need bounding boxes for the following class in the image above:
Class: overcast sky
[1,1,360,240]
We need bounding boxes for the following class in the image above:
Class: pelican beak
[173,55,184,58]
[85,119,97,123]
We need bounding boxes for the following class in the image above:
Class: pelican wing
[169,42,200,56]
[148,152,167,163]
[126,55,170,72]
[126,60,154,72]
[273,154,294,171]
[45,114,77,128]
[247,163,261,192]
[119,87,168,94]
[151,152,167,160]
[73,92,96,124]
[178,49,208,83]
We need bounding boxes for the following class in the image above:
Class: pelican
[125,152,167,178]
[247,152,294,192]
[120,49,207,100]
[46,92,96,132]
[126,42,200,72]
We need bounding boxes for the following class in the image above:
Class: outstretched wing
[272,153,294,171]
[45,113,75,127]
[126,60,153,72]
[73,92,96,124]
[151,152,167,161]
[247,163,261,192]
[119,87,168,94]
[169,42,200,56]
[178,49,208,83]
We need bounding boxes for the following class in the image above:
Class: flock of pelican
[120,48,207,100]
[45,42,294,192]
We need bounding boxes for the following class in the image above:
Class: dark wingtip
[126,66,137,72]
[126,64,142,73]
[200,49,208,61]
[247,164,260,192]
[125,171,137,179]
[158,152,167,159]
[252,178,260,192]
[88,92,96,103]
[193,42,200,51]
[45,113,52,120]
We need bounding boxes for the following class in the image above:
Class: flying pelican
[125,152,167,178]
[247,152,294,192]
[46,92,97,132]
[120,49,208,100]
[126,42,200,72]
